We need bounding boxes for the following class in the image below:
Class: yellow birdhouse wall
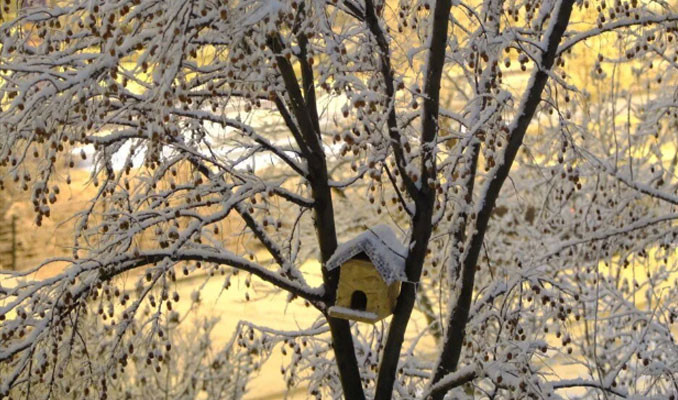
[333,258,400,323]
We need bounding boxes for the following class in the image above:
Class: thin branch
[557,13,678,56]
[363,0,418,198]
[552,379,628,398]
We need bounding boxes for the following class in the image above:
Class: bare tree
[1,0,678,398]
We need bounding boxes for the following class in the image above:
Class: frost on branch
[1,0,678,399]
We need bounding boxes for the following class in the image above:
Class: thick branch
[424,366,477,398]
[273,95,314,159]
[138,249,324,303]
[268,32,366,400]
[267,34,322,158]
[0,248,324,366]
[374,0,452,398]
[295,9,320,137]
[430,1,575,394]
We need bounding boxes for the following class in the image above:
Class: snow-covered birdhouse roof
[326,225,408,285]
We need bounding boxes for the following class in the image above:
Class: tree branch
[268,31,367,400]
[139,249,324,303]
[169,107,309,177]
[267,34,322,157]
[235,203,308,285]
[557,13,678,56]
[430,1,575,394]
[364,0,418,199]
[552,379,628,398]
[375,0,452,397]
[423,366,477,398]
[295,6,320,137]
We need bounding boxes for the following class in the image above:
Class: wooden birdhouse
[326,225,407,323]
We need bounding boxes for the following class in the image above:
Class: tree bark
[268,33,366,399]
[429,2,575,398]
[374,203,434,400]
[374,1,453,398]
[311,171,367,400]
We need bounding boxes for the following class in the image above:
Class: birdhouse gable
[326,225,407,285]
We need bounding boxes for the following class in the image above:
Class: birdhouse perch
[326,225,407,323]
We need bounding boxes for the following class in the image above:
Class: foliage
[1,0,678,399]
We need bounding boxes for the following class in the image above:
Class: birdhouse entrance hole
[350,290,367,311]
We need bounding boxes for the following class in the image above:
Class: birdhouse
[326,225,407,323]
